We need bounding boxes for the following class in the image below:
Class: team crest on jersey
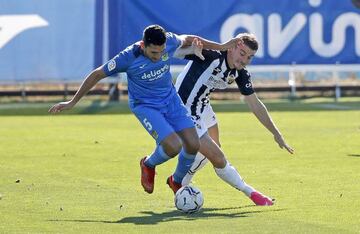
[107,59,116,71]
[161,53,169,61]
[227,74,236,84]
[151,130,159,139]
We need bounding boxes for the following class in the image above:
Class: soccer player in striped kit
[175,33,294,205]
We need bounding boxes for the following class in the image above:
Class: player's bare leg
[196,133,274,205]
[208,123,220,146]
[209,124,273,205]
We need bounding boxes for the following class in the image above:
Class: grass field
[0,98,359,233]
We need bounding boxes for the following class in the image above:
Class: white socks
[214,161,255,197]
[182,152,208,186]
[182,153,256,197]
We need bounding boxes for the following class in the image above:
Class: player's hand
[220,37,242,51]
[192,38,205,60]
[48,101,75,114]
[274,134,294,154]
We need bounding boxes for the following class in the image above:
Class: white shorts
[192,104,218,137]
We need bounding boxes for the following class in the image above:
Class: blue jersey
[103,32,182,107]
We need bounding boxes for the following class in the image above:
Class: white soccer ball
[174,185,204,214]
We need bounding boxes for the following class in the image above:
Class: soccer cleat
[140,156,155,194]
[166,175,182,194]
[250,191,275,206]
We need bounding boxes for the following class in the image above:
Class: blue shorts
[130,94,195,144]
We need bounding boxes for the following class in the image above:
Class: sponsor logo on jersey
[108,59,116,71]
[139,64,147,69]
[141,64,169,81]
[161,53,169,61]
[206,76,228,89]
[245,82,252,88]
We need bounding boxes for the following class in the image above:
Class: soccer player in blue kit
[48,25,239,194]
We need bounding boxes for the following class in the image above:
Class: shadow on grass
[47,206,286,225]
[348,154,360,157]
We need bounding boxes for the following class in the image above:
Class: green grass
[0,98,360,233]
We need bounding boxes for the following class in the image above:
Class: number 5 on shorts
[143,118,153,131]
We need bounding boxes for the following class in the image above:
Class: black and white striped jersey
[175,50,254,119]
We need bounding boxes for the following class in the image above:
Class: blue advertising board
[0,0,96,81]
[109,0,360,65]
[0,0,359,81]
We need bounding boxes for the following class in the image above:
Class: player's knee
[211,154,227,168]
[162,137,182,157]
[163,146,182,157]
[184,138,200,155]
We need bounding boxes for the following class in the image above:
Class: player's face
[230,42,256,70]
[142,43,166,62]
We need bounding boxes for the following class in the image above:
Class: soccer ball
[174,185,204,214]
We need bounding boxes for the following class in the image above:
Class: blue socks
[173,149,196,184]
[144,145,171,168]
[145,146,196,184]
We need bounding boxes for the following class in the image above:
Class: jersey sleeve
[184,49,220,61]
[235,69,255,96]
[102,45,134,76]
[166,32,183,57]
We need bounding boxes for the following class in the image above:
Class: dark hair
[142,25,166,47]
[236,33,258,51]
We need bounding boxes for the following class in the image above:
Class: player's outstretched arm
[180,35,240,51]
[48,67,107,114]
[174,37,205,60]
[273,134,294,154]
[244,93,294,154]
